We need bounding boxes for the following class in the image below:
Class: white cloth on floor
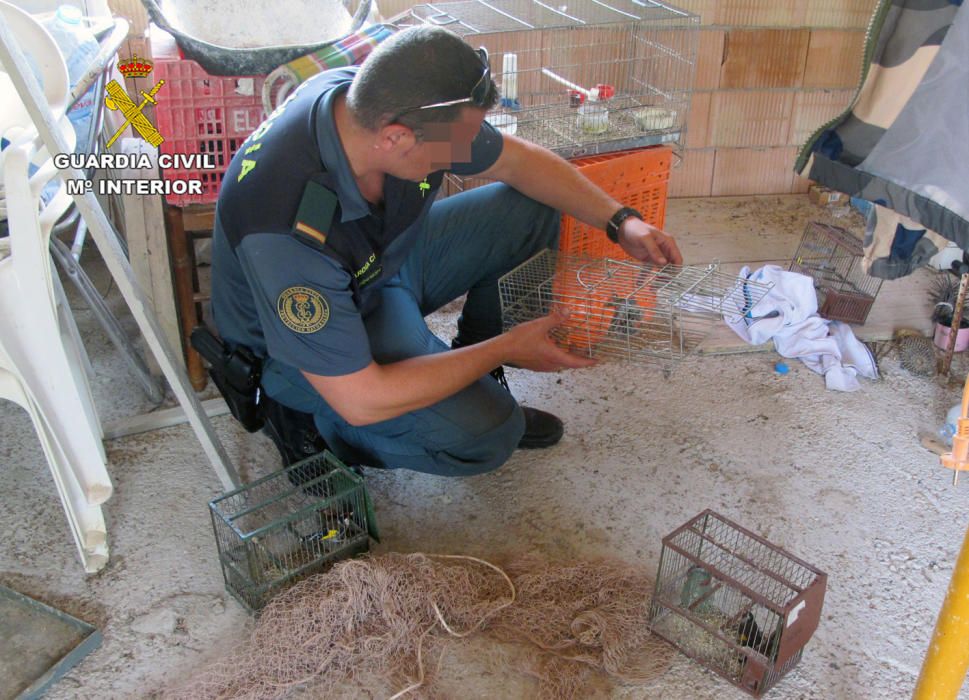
[725,265,878,391]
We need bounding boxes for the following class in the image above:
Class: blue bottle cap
[774,361,789,374]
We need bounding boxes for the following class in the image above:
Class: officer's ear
[375,122,418,153]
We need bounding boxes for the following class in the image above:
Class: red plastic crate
[560,145,672,260]
[153,57,268,207]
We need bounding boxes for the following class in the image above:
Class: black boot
[259,397,334,495]
[490,366,564,449]
[260,397,327,466]
[452,339,564,449]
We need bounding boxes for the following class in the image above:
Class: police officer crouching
[204,26,682,478]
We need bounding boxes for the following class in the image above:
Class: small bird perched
[300,511,354,547]
[605,295,643,340]
[736,611,778,659]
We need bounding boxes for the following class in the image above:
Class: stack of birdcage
[389,0,699,159]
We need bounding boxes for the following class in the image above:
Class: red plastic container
[152,56,267,207]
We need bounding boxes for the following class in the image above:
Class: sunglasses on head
[391,48,491,123]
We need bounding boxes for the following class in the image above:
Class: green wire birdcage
[209,451,378,611]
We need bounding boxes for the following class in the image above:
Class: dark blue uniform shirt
[211,67,503,377]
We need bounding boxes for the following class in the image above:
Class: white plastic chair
[0,140,113,573]
[0,0,112,572]
[0,347,108,572]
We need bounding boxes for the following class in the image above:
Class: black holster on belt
[190,327,265,433]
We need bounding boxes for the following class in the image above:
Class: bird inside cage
[734,611,781,667]
[550,259,657,355]
[299,510,355,548]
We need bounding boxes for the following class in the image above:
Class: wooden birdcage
[789,222,883,325]
[649,511,827,697]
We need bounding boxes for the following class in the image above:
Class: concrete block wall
[380,0,877,198]
[668,0,878,197]
[105,0,880,197]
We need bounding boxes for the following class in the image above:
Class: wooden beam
[102,398,230,440]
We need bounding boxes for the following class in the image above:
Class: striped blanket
[262,24,395,114]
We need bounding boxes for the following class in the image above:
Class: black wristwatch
[605,206,642,243]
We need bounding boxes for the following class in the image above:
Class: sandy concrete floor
[2,195,969,699]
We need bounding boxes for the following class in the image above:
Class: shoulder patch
[293,180,338,250]
[277,286,330,334]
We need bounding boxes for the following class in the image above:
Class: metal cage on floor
[497,250,773,374]
[788,222,882,325]
[649,511,828,697]
[389,0,699,159]
[209,452,376,611]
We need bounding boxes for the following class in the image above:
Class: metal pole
[913,520,969,699]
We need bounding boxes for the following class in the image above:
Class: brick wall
[109,0,878,197]
[667,0,877,197]
[382,0,878,198]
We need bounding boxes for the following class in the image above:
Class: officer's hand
[504,308,598,372]
[618,218,683,266]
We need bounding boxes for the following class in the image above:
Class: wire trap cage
[209,451,377,611]
[649,511,827,697]
[389,0,699,159]
[498,249,772,373]
[789,222,882,325]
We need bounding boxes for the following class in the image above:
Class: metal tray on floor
[0,584,101,700]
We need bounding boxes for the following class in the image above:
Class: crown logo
[118,55,153,79]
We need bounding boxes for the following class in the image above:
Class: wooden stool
[164,203,216,391]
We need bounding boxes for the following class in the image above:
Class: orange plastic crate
[559,145,672,259]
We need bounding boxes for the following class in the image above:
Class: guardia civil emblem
[277,286,329,334]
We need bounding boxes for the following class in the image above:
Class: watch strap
[606,206,643,243]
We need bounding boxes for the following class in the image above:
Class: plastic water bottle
[939,404,963,447]
[43,5,99,149]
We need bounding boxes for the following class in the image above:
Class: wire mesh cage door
[209,452,375,611]
[388,0,699,159]
[789,222,883,325]
[498,249,773,374]
[649,511,827,697]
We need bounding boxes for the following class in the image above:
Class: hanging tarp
[796,0,969,278]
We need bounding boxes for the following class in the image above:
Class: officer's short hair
[347,26,499,134]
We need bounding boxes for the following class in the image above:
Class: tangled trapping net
[165,553,674,699]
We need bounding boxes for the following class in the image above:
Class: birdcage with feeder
[388,0,699,159]
[649,511,828,697]
[209,451,378,611]
[789,222,883,325]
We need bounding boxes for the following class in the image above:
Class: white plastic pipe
[541,67,596,101]
[502,53,518,101]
